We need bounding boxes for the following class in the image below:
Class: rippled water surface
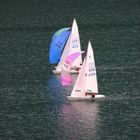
[0,0,140,139]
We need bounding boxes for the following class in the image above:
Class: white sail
[85,41,98,93]
[55,19,82,72]
[70,41,99,98]
[69,19,82,68]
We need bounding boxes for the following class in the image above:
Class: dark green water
[0,0,140,139]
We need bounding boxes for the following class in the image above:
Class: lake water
[0,0,140,139]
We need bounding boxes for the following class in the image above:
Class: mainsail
[49,27,71,64]
[85,42,98,93]
[71,41,98,97]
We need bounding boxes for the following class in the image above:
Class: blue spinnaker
[49,27,71,64]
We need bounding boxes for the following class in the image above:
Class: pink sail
[67,52,82,64]
[61,74,72,86]
[61,52,83,86]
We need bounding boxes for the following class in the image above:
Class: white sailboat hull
[67,94,105,101]
[52,69,79,74]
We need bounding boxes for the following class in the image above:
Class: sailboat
[49,19,82,74]
[67,41,105,100]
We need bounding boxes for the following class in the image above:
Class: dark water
[0,0,140,139]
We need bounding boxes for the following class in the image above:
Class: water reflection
[47,74,101,140]
[60,101,99,140]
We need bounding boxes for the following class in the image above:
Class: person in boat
[71,65,81,71]
[76,63,82,71]
[76,67,81,71]
[92,93,96,98]
[85,92,96,98]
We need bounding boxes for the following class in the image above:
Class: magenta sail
[66,52,82,65]
[61,75,72,86]
[61,52,83,86]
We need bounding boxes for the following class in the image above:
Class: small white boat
[67,41,105,100]
[53,66,80,74]
[67,95,105,101]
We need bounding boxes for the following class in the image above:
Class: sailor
[76,67,80,71]
[92,93,96,98]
